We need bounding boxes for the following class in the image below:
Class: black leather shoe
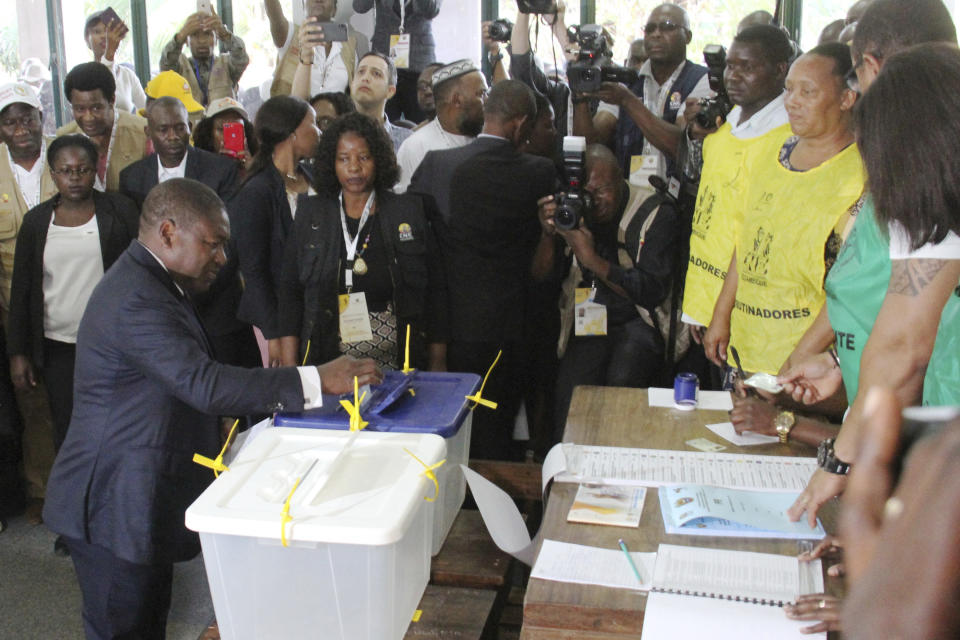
[53,535,70,557]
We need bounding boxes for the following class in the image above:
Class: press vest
[826,200,960,406]
[682,121,792,327]
[0,138,57,314]
[270,24,358,97]
[614,60,707,178]
[57,111,149,193]
[729,133,865,374]
[180,53,238,104]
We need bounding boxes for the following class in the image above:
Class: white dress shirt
[10,148,45,209]
[395,118,473,192]
[157,153,188,183]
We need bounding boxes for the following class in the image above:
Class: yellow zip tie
[412,610,422,623]
[192,419,240,477]
[402,325,415,374]
[465,350,501,410]
[301,339,311,366]
[338,376,369,431]
[280,476,304,548]
[403,447,446,502]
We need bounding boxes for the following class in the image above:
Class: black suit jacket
[6,191,139,367]
[118,147,239,210]
[42,241,305,565]
[410,137,556,342]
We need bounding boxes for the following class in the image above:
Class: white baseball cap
[0,82,42,114]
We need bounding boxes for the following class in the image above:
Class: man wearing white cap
[395,58,487,192]
[0,81,58,530]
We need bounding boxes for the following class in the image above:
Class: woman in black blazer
[7,135,139,450]
[229,95,319,366]
[276,112,444,370]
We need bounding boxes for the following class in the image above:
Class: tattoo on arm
[889,259,947,297]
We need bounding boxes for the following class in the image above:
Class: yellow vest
[729,133,865,374]
[682,122,792,326]
[270,25,358,97]
[57,110,149,192]
[0,138,57,312]
[180,54,238,104]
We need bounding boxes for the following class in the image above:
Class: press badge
[339,293,373,343]
[389,34,411,69]
[575,287,607,336]
[628,154,658,188]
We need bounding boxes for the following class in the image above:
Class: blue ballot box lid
[275,370,481,438]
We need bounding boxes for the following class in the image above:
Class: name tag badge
[389,34,411,69]
[575,287,607,336]
[628,154,658,189]
[669,91,683,112]
[338,292,374,343]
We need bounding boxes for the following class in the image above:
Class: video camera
[488,18,513,43]
[554,136,593,231]
[694,44,735,129]
[566,24,637,94]
[517,0,556,14]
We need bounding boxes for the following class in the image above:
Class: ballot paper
[648,387,734,411]
[706,422,781,446]
[530,539,656,590]
[553,445,818,492]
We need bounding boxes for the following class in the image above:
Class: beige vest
[558,182,690,360]
[57,110,149,193]
[0,138,58,312]
[270,24,358,97]
[180,54,238,104]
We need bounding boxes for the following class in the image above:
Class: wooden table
[520,386,838,639]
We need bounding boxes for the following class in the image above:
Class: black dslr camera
[517,0,556,14]
[488,18,513,43]
[567,24,637,94]
[695,44,735,129]
[554,136,593,231]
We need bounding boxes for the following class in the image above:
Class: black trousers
[0,327,24,517]
[386,67,426,123]
[65,536,174,640]
[554,317,664,442]
[42,338,76,452]
[448,340,526,462]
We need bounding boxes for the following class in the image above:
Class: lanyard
[340,191,375,289]
[8,139,45,209]
[398,0,406,34]
[83,110,119,192]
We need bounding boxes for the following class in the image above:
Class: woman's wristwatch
[817,437,852,475]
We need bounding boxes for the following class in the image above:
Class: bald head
[483,80,535,125]
[146,95,188,121]
[140,178,225,235]
[819,19,847,45]
[846,0,875,25]
[585,144,621,180]
[738,10,774,33]
[651,3,691,31]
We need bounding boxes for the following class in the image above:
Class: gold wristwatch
[774,411,796,444]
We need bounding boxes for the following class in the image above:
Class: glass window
[62,1,137,73]
[799,0,847,51]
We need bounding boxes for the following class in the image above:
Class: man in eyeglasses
[572,3,710,185]
[0,82,58,533]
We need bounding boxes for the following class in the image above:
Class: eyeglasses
[53,167,95,178]
[643,20,682,35]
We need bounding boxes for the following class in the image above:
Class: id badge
[339,292,374,343]
[628,154,658,189]
[574,287,607,336]
[389,33,411,69]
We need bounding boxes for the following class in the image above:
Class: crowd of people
[0,0,958,637]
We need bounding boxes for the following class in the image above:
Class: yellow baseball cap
[143,71,204,114]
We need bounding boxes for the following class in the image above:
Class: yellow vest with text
[0,138,57,313]
[270,24,357,97]
[682,122,792,326]
[729,133,865,374]
[57,111,149,193]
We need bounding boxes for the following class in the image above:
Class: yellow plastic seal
[280,476,304,548]
[404,448,446,502]
[466,350,501,410]
[402,324,416,374]
[192,419,240,477]
[412,610,422,622]
[339,376,369,431]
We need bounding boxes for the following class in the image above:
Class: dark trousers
[386,68,426,123]
[0,327,24,517]
[42,338,76,452]
[65,536,174,640]
[448,340,525,462]
[554,317,664,441]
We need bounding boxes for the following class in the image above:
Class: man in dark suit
[121,96,259,371]
[409,80,556,461]
[42,178,380,640]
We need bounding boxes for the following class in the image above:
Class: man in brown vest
[160,9,249,107]
[56,62,148,193]
[0,82,58,532]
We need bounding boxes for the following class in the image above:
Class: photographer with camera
[573,3,710,182]
[533,142,678,442]
[681,25,792,364]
